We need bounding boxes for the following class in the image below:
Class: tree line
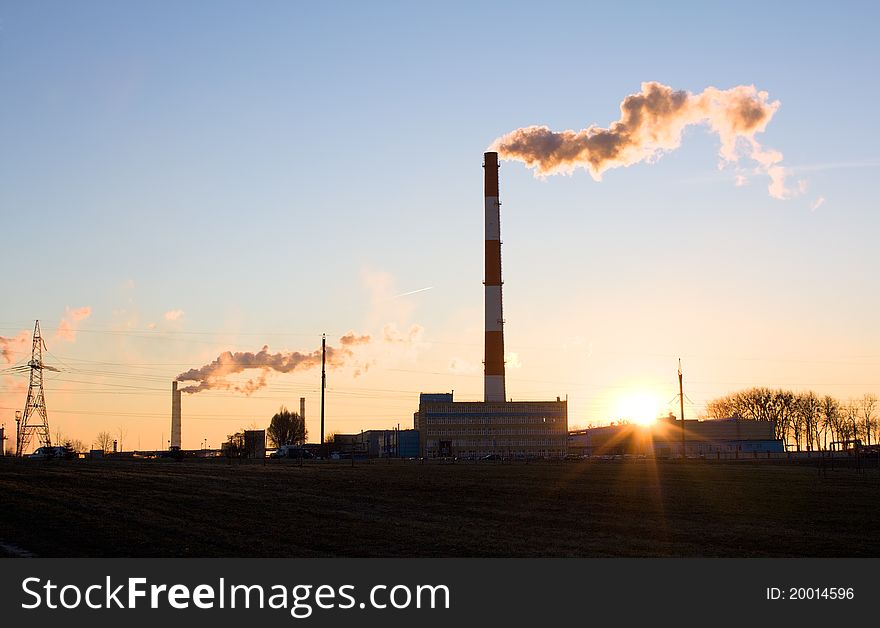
[705,388,879,452]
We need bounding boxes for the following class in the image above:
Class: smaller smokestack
[300,397,306,425]
[171,381,181,450]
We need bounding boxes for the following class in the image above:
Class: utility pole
[16,321,54,456]
[320,333,326,453]
[299,397,306,445]
[679,358,685,460]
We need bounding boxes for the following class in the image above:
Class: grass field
[1,458,878,557]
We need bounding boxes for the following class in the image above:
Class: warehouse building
[568,415,783,458]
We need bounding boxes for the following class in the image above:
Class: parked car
[28,446,68,460]
[272,445,314,459]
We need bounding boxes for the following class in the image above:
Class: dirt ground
[0,457,877,557]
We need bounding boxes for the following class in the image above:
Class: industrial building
[415,393,568,459]
[568,415,784,458]
[414,152,568,459]
[331,429,420,458]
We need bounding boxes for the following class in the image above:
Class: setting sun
[614,390,665,425]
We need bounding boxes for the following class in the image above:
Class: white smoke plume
[449,357,479,375]
[505,351,522,369]
[164,309,184,321]
[383,323,425,345]
[55,306,92,342]
[0,330,30,363]
[491,81,803,199]
[176,332,371,394]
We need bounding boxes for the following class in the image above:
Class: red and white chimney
[484,151,506,402]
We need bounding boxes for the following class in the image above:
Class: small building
[243,430,266,459]
[331,429,420,458]
[331,433,368,456]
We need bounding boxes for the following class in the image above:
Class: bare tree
[820,395,841,451]
[117,424,128,453]
[741,387,776,422]
[706,395,739,419]
[705,387,795,445]
[795,392,822,451]
[840,400,860,445]
[94,431,113,453]
[790,394,809,451]
[706,388,880,452]
[861,394,877,447]
[772,390,796,444]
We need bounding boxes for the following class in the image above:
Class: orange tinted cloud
[492,81,804,199]
[55,306,92,342]
[0,330,30,363]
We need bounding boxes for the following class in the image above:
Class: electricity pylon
[16,320,54,456]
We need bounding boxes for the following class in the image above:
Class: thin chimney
[171,381,181,450]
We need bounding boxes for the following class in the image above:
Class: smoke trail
[382,323,425,345]
[55,306,92,342]
[491,81,803,199]
[176,332,371,394]
[0,330,30,364]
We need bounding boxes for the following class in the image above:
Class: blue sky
[1,1,879,448]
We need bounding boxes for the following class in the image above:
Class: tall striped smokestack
[484,151,506,402]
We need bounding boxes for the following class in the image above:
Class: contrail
[492,81,802,199]
[388,286,434,300]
